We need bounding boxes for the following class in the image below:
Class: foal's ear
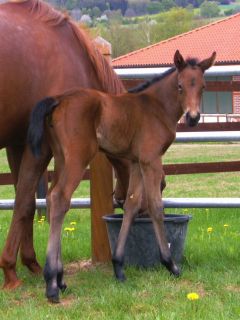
[198,52,216,72]
[174,50,187,71]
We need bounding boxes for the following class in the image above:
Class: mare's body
[0,0,125,289]
[28,50,216,302]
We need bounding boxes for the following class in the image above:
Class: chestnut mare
[28,50,216,302]
[0,0,127,290]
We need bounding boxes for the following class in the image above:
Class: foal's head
[174,50,216,127]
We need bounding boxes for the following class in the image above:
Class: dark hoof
[170,264,181,277]
[162,258,181,277]
[112,258,126,282]
[47,295,60,304]
[59,282,67,292]
[116,273,126,282]
[46,286,60,304]
[114,199,125,209]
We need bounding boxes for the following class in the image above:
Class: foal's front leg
[140,159,180,276]
[112,163,143,281]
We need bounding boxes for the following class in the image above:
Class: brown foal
[28,50,216,302]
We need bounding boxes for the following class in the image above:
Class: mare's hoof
[3,279,23,290]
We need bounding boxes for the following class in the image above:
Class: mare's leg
[0,144,52,289]
[7,145,49,272]
[140,159,180,276]
[45,144,98,303]
[112,163,143,281]
[6,145,24,189]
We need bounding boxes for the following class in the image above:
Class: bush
[200,1,220,17]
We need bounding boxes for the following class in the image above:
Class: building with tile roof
[112,13,240,68]
[112,13,240,118]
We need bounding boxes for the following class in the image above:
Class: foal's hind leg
[140,159,180,276]
[0,145,51,289]
[44,144,98,303]
[112,163,143,281]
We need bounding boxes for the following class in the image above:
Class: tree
[147,1,163,14]
[109,0,128,14]
[161,0,177,11]
[127,0,151,15]
[200,1,220,17]
[98,21,145,57]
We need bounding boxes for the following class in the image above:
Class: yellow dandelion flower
[64,227,72,232]
[207,227,213,233]
[70,222,77,225]
[38,220,43,223]
[187,292,199,301]
[224,224,229,228]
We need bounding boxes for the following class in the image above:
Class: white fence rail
[0,131,240,211]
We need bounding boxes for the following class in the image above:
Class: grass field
[0,144,240,319]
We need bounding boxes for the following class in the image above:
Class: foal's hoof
[59,282,67,293]
[114,199,125,209]
[112,259,126,282]
[46,289,60,304]
[170,264,181,277]
[47,295,60,304]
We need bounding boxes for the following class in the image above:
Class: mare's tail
[27,97,59,157]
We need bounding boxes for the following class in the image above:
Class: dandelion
[70,221,77,225]
[187,292,200,301]
[224,224,229,228]
[64,227,75,232]
[37,216,46,223]
[207,227,213,233]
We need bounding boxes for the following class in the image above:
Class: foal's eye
[178,84,183,93]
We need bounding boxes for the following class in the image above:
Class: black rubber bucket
[103,213,192,267]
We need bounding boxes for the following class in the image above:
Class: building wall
[202,76,233,114]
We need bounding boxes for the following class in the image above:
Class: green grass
[0,145,240,319]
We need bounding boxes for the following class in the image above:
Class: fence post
[90,37,113,262]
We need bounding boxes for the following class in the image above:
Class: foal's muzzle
[185,111,200,127]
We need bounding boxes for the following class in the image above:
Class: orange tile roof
[112,13,240,68]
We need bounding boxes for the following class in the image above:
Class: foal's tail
[27,97,59,157]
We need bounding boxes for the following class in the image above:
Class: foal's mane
[17,0,124,94]
[128,67,176,93]
[128,58,200,94]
